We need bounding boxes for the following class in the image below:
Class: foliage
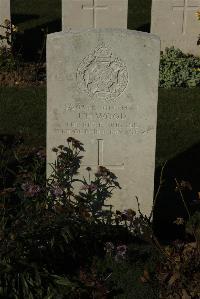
[148,171,200,298]
[1,135,200,298]
[0,136,149,298]
[0,19,20,72]
[0,19,45,86]
[159,47,200,88]
[155,239,200,298]
[186,211,200,243]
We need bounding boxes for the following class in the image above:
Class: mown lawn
[1,86,200,168]
[0,87,46,146]
[156,88,200,166]
[11,0,62,31]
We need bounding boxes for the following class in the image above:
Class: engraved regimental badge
[76,43,128,101]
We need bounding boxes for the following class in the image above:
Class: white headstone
[47,29,160,215]
[0,0,11,46]
[151,0,200,55]
[62,0,128,30]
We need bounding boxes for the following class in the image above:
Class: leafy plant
[159,47,200,88]
[0,19,20,72]
[0,19,45,86]
[0,136,128,298]
[145,169,200,299]
[1,136,200,298]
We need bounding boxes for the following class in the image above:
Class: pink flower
[51,183,64,197]
[116,245,127,254]
[36,149,46,160]
[115,245,127,261]
[21,182,41,197]
[81,183,97,192]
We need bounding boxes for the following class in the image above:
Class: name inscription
[54,103,153,136]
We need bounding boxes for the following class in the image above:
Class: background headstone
[151,0,200,55]
[0,0,11,46]
[62,0,128,30]
[47,29,160,215]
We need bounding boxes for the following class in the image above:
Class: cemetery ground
[1,81,200,296]
[0,1,200,299]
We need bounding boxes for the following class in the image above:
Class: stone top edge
[47,29,160,42]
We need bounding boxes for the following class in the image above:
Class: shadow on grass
[136,23,150,33]
[128,0,151,31]
[12,14,40,24]
[14,19,61,61]
[153,142,200,242]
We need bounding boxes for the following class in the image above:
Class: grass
[12,0,62,31]
[156,88,200,166]
[0,87,46,146]
[95,249,158,299]
[128,0,151,31]
[1,86,200,168]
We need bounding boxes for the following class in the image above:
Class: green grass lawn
[156,88,200,166]
[1,87,200,168]
[12,0,61,31]
[0,87,46,146]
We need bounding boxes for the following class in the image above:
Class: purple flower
[105,242,115,256]
[36,149,46,160]
[81,183,97,192]
[115,245,127,261]
[21,182,41,198]
[51,183,64,197]
[116,245,127,254]
[121,209,136,221]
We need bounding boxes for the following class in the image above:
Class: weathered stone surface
[151,0,200,55]
[62,0,128,30]
[0,0,10,46]
[47,29,160,215]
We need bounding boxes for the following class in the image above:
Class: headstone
[151,0,200,55]
[0,0,11,46]
[62,0,128,30]
[47,29,160,215]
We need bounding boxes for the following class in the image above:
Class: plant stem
[149,161,167,222]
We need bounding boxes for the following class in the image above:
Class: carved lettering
[55,125,153,136]
[95,112,127,120]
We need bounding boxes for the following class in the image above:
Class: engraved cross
[82,0,108,28]
[83,139,124,170]
[172,0,200,34]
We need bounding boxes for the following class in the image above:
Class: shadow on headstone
[153,142,200,242]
